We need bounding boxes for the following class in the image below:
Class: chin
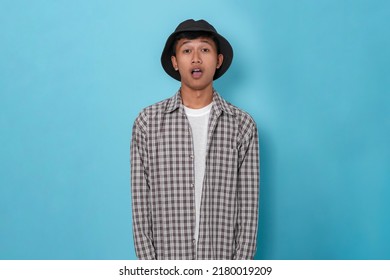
[187,81,213,90]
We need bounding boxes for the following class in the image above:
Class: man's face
[171,37,223,92]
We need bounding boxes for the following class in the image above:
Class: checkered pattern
[131,90,259,260]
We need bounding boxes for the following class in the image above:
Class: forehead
[176,37,217,48]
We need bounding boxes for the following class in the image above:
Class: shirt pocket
[207,147,238,193]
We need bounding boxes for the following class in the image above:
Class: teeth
[192,69,201,73]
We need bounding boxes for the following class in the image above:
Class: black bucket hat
[161,19,233,81]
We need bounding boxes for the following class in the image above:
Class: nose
[192,51,202,64]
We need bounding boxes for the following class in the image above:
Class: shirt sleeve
[233,121,259,260]
[130,112,156,260]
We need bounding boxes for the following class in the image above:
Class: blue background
[1,0,389,259]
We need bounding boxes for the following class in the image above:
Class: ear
[171,56,178,71]
[216,54,224,69]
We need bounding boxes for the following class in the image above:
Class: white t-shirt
[184,102,212,255]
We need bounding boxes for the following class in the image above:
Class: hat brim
[161,28,233,81]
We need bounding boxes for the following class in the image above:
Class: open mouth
[191,68,202,78]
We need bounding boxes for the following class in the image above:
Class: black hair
[171,31,220,56]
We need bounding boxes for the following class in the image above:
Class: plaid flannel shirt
[131,90,259,260]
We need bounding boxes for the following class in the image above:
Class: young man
[131,19,259,260]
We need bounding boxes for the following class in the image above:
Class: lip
[191,68,203,79]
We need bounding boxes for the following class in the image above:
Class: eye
[183,49,191,54]
[201,48,210,52]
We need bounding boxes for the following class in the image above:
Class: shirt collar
[164,89,235,116]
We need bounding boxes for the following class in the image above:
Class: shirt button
[192,239,196,244]
[190,183,194,188]
[190,154,194,159]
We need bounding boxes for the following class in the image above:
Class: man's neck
[180,85,214,109]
